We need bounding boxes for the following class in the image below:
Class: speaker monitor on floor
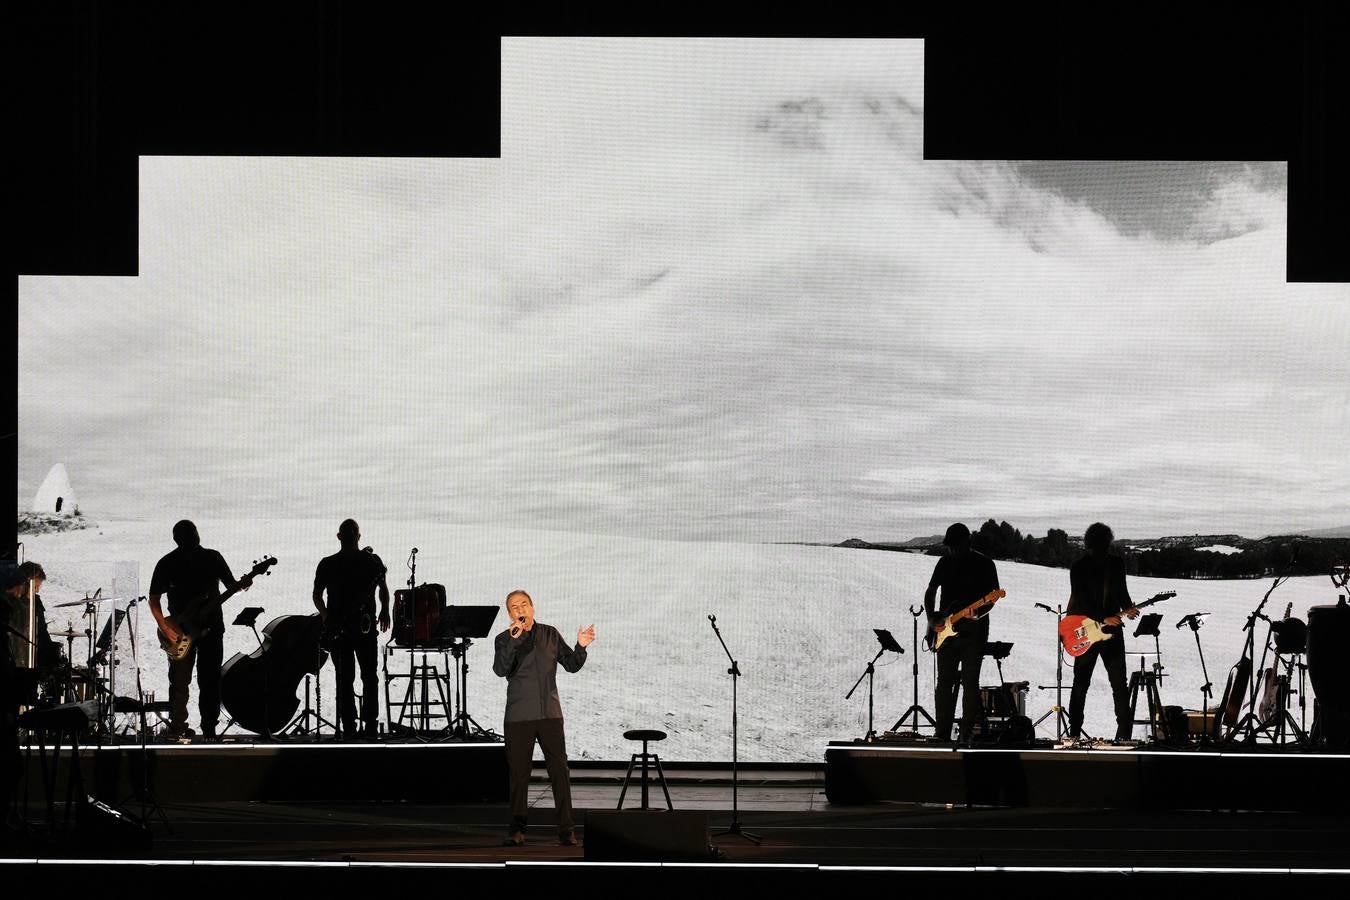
[583,809,712,861]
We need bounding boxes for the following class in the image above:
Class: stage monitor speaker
[583,809,712,861]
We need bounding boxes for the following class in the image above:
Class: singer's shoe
[502,830,525,847]
[558,830,579,847]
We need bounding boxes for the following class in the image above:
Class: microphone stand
[125,597,170,832]
[708,614,759,844]
[1032,602,1078,741]
[847,631,902,743]
[890,607,934,734]
[1178,613,1213,745]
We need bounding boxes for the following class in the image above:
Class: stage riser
[23,744,508,803]
[825,747,1350,812]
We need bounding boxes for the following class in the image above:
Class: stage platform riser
[24,743,509,803]
[825,746,1350,812]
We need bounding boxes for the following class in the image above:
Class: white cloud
[17,38,1350,541]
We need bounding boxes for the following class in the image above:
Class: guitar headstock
[249,555,278,577]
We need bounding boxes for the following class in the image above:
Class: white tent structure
[32,463,79,515]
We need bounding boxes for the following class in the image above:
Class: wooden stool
[617,729,673,810]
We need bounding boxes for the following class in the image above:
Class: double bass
[220,613,327,736]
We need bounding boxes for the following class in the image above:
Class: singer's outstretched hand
[578,624,596,647]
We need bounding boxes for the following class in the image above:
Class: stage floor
[8,777,1350,869]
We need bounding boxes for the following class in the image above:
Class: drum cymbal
[54,597,125,608]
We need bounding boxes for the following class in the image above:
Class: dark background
[7,3,1347,553]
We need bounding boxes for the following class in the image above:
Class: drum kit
[24,591,162,738]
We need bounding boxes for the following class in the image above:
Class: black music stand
[846,628,903,742]
[1127,614,1166,742]
[436,605,501,741]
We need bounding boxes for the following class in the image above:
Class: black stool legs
[617,736,673,810]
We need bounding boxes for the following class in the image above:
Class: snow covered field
[22,518,1340,761]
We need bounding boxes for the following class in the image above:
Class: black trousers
[167,629,223,733]
[330,626,379,735]
[934,627,986,742]
[504,717,573,832]
[1069,636,1133,740]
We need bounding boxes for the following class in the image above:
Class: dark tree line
[925,518,1350,580]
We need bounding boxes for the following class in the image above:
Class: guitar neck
[949,590,1003,623]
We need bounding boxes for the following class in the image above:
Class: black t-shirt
[314,549,386,627]
[149,546,238,627]
[926,550,1000,617]
[1068,553,1132,621]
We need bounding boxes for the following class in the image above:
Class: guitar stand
[1254,651,1309,747]
[890,607,936,735]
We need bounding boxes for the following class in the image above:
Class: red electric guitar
[1058,591,1175,657]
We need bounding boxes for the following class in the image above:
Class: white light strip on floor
[72,742,505,752]
[820,866,1349,875]
[7,860,1348,874]
[507,860,660,868]
[822,745,1349,760]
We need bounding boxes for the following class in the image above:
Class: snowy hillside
[23,518,1341,761]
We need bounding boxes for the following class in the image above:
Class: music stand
[1128,613,1166,742]
[845,628,903,742]
[233,607,266,641]
[436,605,501,740]
[982,642,1016,730]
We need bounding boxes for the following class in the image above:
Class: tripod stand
[437,606,501,740]
[1177,612,1213,745]
[1032,602,1082,741]
[847,629,902,742]
[708,614,759,845]
[890,607,935,734]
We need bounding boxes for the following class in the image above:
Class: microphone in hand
[509,615,527,639]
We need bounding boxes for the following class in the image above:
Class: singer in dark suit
[492,589,595,847]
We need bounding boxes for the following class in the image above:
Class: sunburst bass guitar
[157,556,276,662]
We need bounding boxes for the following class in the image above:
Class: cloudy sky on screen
[19,38,1350,541]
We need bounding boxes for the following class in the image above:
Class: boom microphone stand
[1177,613,1213,745]
[847,629,903,742]
[707,614,760,845]
[890,607,935,734]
